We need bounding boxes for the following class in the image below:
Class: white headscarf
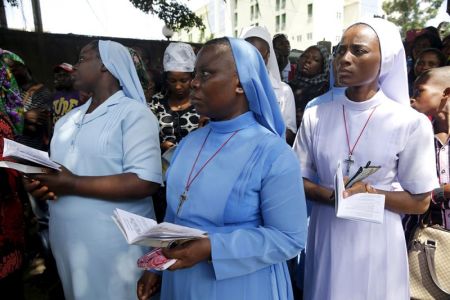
[240,26,282,85]
[98,40,146,103]
[163,42,196,72]
[354,17,409,106]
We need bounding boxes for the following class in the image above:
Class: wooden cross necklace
[342,105,377,175]
[176,129,241,216]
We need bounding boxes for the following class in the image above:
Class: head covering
[292,45,329,88]
[127,47,151,96]
[163,42,196,73]
[354,17,409,106]
[227,37,285,137]
[54,63,74,73]
[0,49,24,134]
[240,26,282,84]
[98,40,146,103]
[1,50,25,66]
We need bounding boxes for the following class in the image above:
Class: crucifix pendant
[176,191,188,216]
[344,154,354,176]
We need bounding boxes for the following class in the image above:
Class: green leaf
[129,0,205,32]
[382,0,444,36]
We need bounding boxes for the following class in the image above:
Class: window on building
[281,13,286,31]
[189,33,193,42]
[256,3,260,17]
[336,12,342,19]
[234,0,238,7]
[308,4,313,18]
[297,35,302,42]
[234,30,238,37]
[307,32,313,40]
[281,0,286,9]
[275,15,280,32]
[276,0,280,11]
[234,12,238,25]
[199,29,205,42]
[251,5,254,20]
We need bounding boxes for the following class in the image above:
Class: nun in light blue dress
[48,41,162,300]
[159,38,308,299]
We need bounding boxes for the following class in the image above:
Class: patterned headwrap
[0,49,24,134]
[128,47,151,96]
[293,45,329,87]
[1,50,25,65]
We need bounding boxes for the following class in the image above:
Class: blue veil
[227,37,286,137]
[98,40,146,103]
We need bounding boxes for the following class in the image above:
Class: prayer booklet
[0,161,48,174]
[1,138,60,172]
[112,208,207,248]
[334,161,385,224]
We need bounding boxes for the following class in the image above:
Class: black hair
[416,48,447,67]
[443,34,450,44]
[273,33,288,43]
[204,37,231,49]
[86,40,101,58]
[244,36,270,54]
[424,26,441,40]
[412,33,443,51]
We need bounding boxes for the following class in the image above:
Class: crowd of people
[0,16,450,300]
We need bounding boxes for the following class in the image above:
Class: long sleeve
[209,149,307,280]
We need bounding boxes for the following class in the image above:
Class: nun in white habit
[293,18,439,300]
[241,26,297,143]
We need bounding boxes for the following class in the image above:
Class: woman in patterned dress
[148,43,200,153]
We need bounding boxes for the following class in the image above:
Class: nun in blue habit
[138,37,307,300]
[27,40,162,300]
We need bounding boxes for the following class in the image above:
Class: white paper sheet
[112,208,206,246]
[335,161,385,224]
[2,138,60,170]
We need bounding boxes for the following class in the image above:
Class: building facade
[174,0,385,50]
[173,0,232,43]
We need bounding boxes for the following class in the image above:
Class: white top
[293,89,438,300]
[281,61,291,82]
[270,74,297,133]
